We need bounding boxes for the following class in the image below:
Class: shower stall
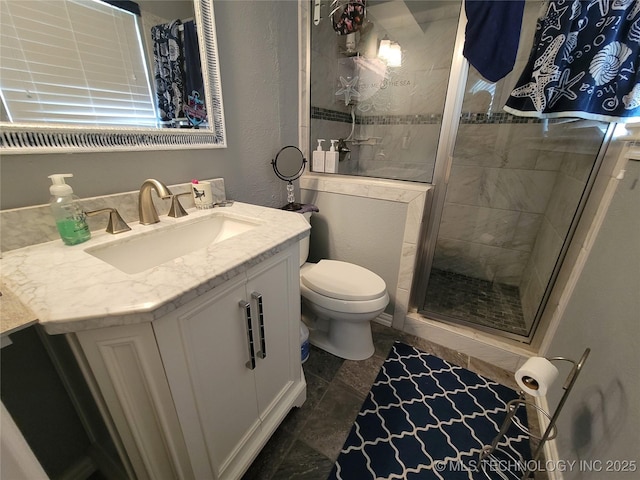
[309,0,611,341]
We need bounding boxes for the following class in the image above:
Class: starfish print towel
[505,0,640,123]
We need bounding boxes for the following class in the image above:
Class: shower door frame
[409,6,468,319]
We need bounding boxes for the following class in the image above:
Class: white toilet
[299,212,389,360]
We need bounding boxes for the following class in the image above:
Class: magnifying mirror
[271,145,307,210]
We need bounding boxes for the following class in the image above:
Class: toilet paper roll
[515,357,559,397]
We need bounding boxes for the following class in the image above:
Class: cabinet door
[247,249,300,418]
[75,323,194,480]
[154,275,260,479]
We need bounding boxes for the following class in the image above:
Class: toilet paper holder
[479,348,591,480]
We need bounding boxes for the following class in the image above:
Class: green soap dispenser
[48,174,91,246]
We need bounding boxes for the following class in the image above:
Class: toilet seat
[301,260,386,301]
[300,262,389,315]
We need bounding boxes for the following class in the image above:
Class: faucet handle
[168,192,191,218]
[86,208,132,234]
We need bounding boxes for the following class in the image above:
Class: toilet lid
[301,260,386,301]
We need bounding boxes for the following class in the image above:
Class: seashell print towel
[504,0,640,123]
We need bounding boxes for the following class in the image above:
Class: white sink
[86,213,261,274]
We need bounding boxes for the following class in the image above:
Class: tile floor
[242,322,545,480]
[424,269,529,336]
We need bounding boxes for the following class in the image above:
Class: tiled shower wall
[437,121,603,329]
[427,0,605,329]
[310,1,461,183]
[519,135,603,327]
[435,121,559,287]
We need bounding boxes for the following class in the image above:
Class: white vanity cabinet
[153,247,305,479]
[74,246,306,480]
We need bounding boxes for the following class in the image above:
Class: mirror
[0,0,225,153]
[271,145,306,210]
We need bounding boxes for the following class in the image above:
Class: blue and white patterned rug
[329,342,531,480]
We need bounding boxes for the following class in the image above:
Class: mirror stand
[271,146,307,210]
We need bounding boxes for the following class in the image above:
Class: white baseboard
[374,313,393,327]
[58,455,97,480]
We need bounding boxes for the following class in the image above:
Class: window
[0,0,157,127]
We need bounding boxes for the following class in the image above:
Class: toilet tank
[299,212,312,267]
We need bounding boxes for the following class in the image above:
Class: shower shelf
[350,137,382,146]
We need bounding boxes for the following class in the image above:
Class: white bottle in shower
[312,139,326,172]
[325,140,339,173]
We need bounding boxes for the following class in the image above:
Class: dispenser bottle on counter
[48,174,91,245]
[312,139,326,172]
[325,140,339,173]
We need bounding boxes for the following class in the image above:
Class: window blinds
[0,0,157,127]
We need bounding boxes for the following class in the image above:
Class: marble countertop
[1,203,309,335]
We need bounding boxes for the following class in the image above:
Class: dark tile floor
[424,268,529,336]
[242,322,545,480]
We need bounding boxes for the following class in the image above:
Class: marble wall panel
[535,150,566,171]
[489,169,558,214]
[438,204,521,248]
[492,251,531,286]
[528,217,564,289]
[509,212,543,252]
[501,123,546,169]
[433,237,529,286]
[453,124,503,167]
[545,173,586,236]
[411,14,460,70]
[519,257,546,329]
[409,68,451,114]
[445,165,496,207]
[561,151,596,182]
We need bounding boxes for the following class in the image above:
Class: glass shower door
[421,78,609,338]
[417,0,611,340]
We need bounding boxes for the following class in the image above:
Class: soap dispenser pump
[312,139,326,172]
[325,139,339,173]
[48,174,91,245]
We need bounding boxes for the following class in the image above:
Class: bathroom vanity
[1,202,310,480]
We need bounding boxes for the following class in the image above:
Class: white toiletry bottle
[312,139,325,172]
[48,174,91,246]
[325,140,339,173]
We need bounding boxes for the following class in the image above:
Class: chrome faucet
[138,179,172,225]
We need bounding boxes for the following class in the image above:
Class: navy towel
[183,21,206,115]
[463,0,525,83]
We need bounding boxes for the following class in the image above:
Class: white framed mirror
[0,0,226,154]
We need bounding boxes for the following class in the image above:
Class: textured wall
[545,158,640,479]
[0,1,299,210]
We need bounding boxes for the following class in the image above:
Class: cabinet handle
[251,292,266,359]
[239,300,256,370]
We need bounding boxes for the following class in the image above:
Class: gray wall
[545,159,639,478]
[0,0,299,210]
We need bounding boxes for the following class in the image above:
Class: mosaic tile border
[311,106,546,126]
